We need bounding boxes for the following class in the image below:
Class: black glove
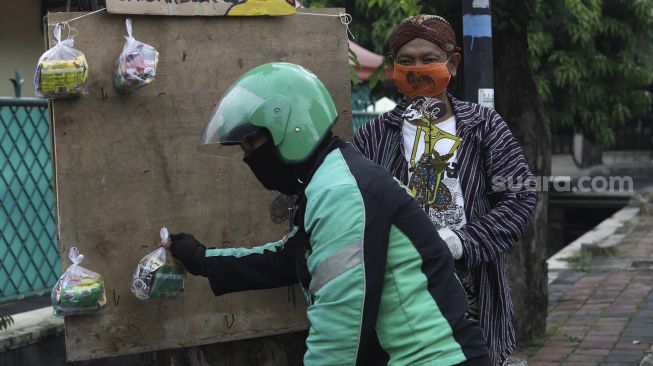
[169,233,207,276]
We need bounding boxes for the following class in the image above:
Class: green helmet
[200,62,338,163]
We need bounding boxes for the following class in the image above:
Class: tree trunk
[492,1,551,346]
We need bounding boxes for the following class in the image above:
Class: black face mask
[243,138,302,195]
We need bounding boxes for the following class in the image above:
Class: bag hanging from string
[114,18,160,93]
[34,23,89,98]
[51,247,106,316]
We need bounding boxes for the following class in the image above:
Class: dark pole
[462,0,494,107]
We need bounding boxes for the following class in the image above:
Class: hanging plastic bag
[34,23,88,98]
[114,18,159,93]
[131,227,184,300]
[51,247,106,316]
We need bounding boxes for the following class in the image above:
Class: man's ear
[448,53,461,77]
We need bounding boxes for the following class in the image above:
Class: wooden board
[106,0,297,16]
[47,9,351,361]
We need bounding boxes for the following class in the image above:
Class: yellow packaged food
[35,24,88,98]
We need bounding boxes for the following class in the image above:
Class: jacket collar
[294,137,346,213]
[384,93,484,136]
[299,136,346,190]
[448,93,484,136]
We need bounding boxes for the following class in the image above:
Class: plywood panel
[47,9,351,361]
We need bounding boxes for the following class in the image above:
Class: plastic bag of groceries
[51,247,106,316]
[34,23,88,98]
[114,18,159,93]
[131,227,184,300]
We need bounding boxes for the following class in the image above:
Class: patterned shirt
[353,94,537,365]
[401,112,480,320]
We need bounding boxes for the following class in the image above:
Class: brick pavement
[515,213,653,366]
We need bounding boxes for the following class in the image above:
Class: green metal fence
[0,97,59,303]
[352,111,380,134]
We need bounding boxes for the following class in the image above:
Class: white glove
[438,228,463,260]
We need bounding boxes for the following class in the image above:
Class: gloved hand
[166,233,207,276]
[437,228,463,260]
[169,233,204,248]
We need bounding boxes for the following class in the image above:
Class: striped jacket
[352,95,537,365]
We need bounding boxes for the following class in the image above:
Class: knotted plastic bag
[51,247,106,316]
[34,23,88,98]
[114,18,159,93]
[131,227,184,300]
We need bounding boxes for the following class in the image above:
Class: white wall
[0,0,44,97]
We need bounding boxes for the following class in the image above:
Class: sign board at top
[106,0,297,16]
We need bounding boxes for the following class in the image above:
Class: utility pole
[462,0,494,108]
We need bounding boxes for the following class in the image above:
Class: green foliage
[528,0,653,146]
[367,58,391,89]
[301,0,423,54]
[305,0,653,146]
[0,314,14,331]
[348,47,362,86]
[300,0,449,90]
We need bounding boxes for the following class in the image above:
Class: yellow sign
[106,0,297,16]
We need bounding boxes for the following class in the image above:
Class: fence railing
[0,97,59,303]
[611,115,653,151]
[352,111,380,134]
[552,116,653,154]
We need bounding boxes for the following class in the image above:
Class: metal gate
[352,111,379,134]
[0,97,59,303]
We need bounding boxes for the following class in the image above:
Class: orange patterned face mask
[392,60,451,98]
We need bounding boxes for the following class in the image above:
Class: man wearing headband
[353,15,537,366]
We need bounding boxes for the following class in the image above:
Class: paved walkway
[516,208,653,366]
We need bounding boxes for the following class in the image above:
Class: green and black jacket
[172,138,489,366]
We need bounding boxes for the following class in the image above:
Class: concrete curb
[0,307,63,352]
[547,205,640,284]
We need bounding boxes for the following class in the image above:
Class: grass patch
[0,314,14,331]
[563,333,582,343]
[519,327,561,359]
[555,355,570,363]
[613,248,629,257]
[563,251,593,272]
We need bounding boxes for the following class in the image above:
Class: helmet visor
[198,85,266,157]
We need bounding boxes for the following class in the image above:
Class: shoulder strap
[293,193,307,232]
